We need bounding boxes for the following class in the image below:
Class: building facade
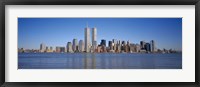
[150,40,156,52]
[79,40,84,52]
[72,39,78,52]
[108,41,113,50]
[40,43,46,52]
[100,39,106,46]
[92,27,97,52]
[140,41,146,50]
[56,47,61,53]
[145,43,151,52]
[67,42,73,53]
[85,26,91,52]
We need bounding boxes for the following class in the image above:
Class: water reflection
[18,53,182,69]
[83,53,96,69]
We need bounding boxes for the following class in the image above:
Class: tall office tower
[40,43,46,52]
[112,39,117,44]
[126,40,130,52]
[92,27,97,46]
[67,42,73,53]
[112,39,117,51]
[92,41,97,52]
[92,27,97,52]
[100,39,106,46]
[118,40,121,45]
[116,41,121,52]
[72,39,78,52]
[108,41,113,50]
[117,45,121,52]
[121,41,126,51]
[140,41,146,50]
[150,40,156,52]
[122,41,126,46]
[145,43,151,52]
[85,25,90,52]
[79,40,85,52]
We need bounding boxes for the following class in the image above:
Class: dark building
[145,43,151,52]
[140,41,146,50]
[121,41,126,51]
[108,41,113,50]
[100,39,106,46]
[60,47,65,53]
[122,41,126,46]
[56,47,65,53]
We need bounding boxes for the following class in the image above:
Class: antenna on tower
[86,22,88,28]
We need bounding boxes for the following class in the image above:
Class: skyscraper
[100,39,106,46]
[67,42,73,53]
[40,43,46,52]
[121,41,126,51]
[145,43,151,52]
[79,40,84,52]
[73,39,78,52]
[140,41,146,50]
[150,40,156,52]
[108,41,113,50]
[85,25,91,52]
[92,27,97,52]
[92,41,97,52]
[126,40,130,52]
[118,40,121,46]
[92,27,97,46]
[112,39,117,44]
[117,40,121,52]
[112,39,117,51]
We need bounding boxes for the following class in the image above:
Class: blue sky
[18,18,182,51]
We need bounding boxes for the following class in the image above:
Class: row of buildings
[38,25,156,53]
[20,39,177,53]
[38,40,156,53]
[18,25,179,53]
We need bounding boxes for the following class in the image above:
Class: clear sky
[18,18,182,51]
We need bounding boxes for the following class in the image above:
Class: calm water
[18,53,182,69]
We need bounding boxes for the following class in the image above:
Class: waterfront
[18,53,182,69]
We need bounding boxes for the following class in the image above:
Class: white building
[150,40,156,52]
[92,27,97,52]
[85,25,91,52]
[67,42,73,53]
[72,39,78,52]
[79,40,84,52]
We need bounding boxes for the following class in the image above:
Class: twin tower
[85,25,97,52]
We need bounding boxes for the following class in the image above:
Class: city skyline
[18,18,182,51]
